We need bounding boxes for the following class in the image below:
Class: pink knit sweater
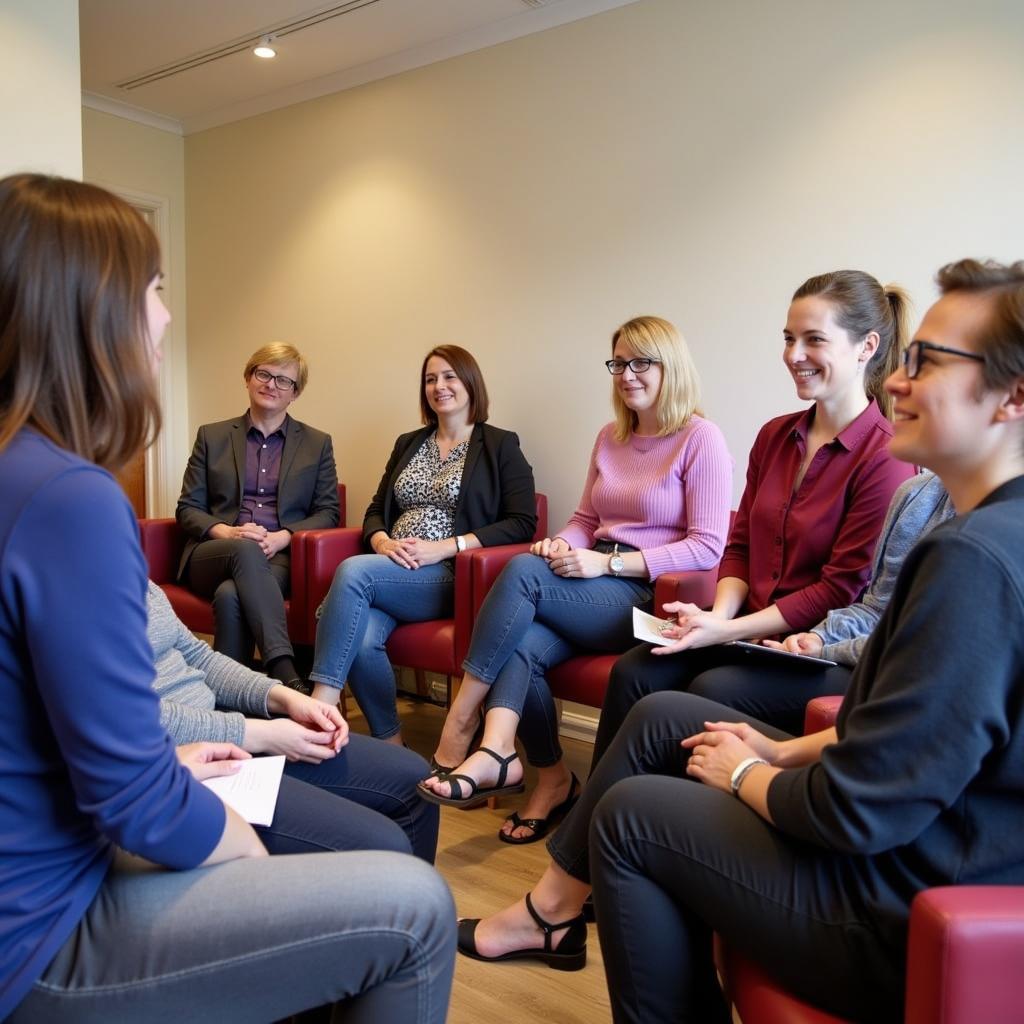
[557,417,733,579]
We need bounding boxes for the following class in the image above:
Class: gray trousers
[10,849,455,1024]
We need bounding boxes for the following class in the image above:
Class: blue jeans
[464,553,652,766]
[11,848,455,1023]
[310,555,454,739]
[265,734,439,862]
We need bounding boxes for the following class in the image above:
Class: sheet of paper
[202,754,285,826]
[633,606,676,646]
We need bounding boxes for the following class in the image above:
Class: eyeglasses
[902,341,985,380]
[252,368,298,391]
[605,358,660,375]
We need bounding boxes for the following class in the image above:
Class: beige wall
[0,0,81,178]
[82,108,189,514]
[184,0,1024,528]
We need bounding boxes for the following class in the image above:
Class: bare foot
[431,708,481,769]
[419,746,522,798]
[501,766,574,840]
[467,895,584,958]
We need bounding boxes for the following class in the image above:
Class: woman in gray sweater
[149,582,438,861]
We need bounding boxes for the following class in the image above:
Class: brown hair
[244,342,309,395]
[792,270,913,420]
[0,174,161,472]
[419,345,489,426]
[936,259,1024,392]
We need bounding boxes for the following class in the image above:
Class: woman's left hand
[270,687,348,753]
[651,602,736,654]
[681,728,759,794]
[176,741,251,781]
[548,547,610,579]
[396,538,451,568]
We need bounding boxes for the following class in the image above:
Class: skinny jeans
[310,555,454,739]
[593,642,853,769]
[186,538,292,664]
[10,849,455,1024]
[464,553,651,766]
[271,734,439,863]
[547,692,904,1023]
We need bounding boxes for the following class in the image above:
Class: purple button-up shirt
[236,414,286,531]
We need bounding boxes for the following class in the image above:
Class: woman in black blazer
[309,345,536,743]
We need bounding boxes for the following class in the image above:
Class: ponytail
[866,285,914,419]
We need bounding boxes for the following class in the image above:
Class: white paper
[632,606,677,646]
[202,754,285,826]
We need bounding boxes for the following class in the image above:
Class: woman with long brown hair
[0,174,453,1023]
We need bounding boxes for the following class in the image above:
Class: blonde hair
[610,316,701,442]
[244,342,309,395]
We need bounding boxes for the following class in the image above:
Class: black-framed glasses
[252,367,298,391]
[902,340,986,380]
[605,357,660,375]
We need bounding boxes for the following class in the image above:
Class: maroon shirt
[237,414,286,532]
[718,399,915,631]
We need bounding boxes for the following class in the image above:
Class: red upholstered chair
[715,694,1024,1024]
[138,484,346,648]
[301,493,548,706]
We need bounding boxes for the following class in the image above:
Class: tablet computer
[724,640,837,670]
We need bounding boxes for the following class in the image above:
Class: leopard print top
[390,433,470,541]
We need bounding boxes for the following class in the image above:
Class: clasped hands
[253,686,349,764]
[682,720,780,794]
[215,522,291,558]
[373,535,451,570]
[531,537,609,579]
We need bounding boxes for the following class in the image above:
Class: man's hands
[208,522,291,558]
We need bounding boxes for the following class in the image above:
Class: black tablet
[724,640,837,670]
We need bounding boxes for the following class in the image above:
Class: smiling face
[611,338,663,418]
[144,275,171,372]
[423,355,470,421]
[886,291,1002,473]
[783,296,875,404]
[245,360,299,418]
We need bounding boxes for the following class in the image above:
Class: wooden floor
[347,694,613,1024]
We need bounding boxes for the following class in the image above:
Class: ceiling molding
[82,91,184,136]
[182,0,640,135]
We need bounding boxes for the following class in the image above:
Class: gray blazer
[175,414,339,579]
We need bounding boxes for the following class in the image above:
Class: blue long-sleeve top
[0,430,226,1019]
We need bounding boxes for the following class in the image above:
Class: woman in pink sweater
[418,316,732,840]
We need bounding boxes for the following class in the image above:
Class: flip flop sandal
[417,746,524,810]
[457,892,587,971]
[498,773,581,845]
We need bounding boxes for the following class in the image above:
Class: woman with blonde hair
[419,316,732,842]
[0,174,453,1022]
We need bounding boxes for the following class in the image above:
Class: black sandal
[498,772,581,845]
[457,892,587,971]
[416,747,525,809]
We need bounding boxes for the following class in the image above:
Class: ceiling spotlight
[253,35,277,59]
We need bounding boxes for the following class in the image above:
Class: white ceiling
[80,0,638,134]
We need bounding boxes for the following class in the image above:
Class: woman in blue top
[0,174,454,1023]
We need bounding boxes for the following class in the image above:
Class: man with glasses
[176,343,339,688]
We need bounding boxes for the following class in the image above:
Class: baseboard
[559,705,598,744]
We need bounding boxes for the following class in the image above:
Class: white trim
[82,91,184,136]
[181,0,641,134]
[559,705,598,744]
[88,182,176,518]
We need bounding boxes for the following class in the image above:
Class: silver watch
[608,544,624,576]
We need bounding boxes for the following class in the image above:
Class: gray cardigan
[811,472,954,665]
[148,582,275,744]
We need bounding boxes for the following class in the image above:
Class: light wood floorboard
[348,694,613,1024]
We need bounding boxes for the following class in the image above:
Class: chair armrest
[453,550,475,669]
[137,518,184,583]
[803,695,843,734]
[906,886,1024,1024]
[652,569,719,612]
[292,528,365,640]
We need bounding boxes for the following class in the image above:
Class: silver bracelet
[730,756,768,797]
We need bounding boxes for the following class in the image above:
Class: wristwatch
[455,535,467,553]
[608,544,624,577]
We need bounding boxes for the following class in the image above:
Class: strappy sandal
[457,892,587,971]
[498,772,581,845]
[416,746,524,809]
[425,713,484,783]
